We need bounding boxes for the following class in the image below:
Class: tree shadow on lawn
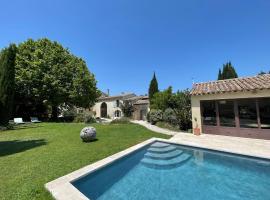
[0,139,47,157]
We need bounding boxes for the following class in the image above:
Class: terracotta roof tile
[190,74,270,96]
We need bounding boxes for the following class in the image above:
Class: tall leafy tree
[0,44,17,126]
[15,38,100,120]
[217,62,238,80]
[151,86,172,110]
[148,72,159,100]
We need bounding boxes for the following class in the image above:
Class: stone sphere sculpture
[80,127,96,142]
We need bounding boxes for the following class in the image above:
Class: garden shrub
[149,109,163,125]
[110,117,130,124]
[163,108,178,126]
[73,114,96,124]
[62,109,77,122]
[168,89,192,130]
[84,114,96,124]
[73,114,84,123]
[150,87,192,130]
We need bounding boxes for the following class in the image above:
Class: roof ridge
[191,74,270,96]
[193,74,270,86]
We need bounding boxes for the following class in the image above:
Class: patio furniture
[30,117,41,123]
[14,118,25,124]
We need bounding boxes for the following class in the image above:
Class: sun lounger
[14,118,25,124]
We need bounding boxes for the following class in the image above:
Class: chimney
[107,89,110,96]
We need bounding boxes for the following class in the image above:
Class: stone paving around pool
[132,120,270,159]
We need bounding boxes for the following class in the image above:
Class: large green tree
[15,38,100,119]
[217,62,238,80]
[148,72,159,100]
[150,86,172,110]
[0,44,17,126]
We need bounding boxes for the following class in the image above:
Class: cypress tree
[227,62,238,78]
[148,72,159,100]
[218,69,222,80]
[258,71,270,75]
[218,62,238,80]
[0,44,17,126]
[222,64,229,79]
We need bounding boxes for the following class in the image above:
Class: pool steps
[144,149,183,160]
[149,142,171,148]
[141,142,191,169]
[147,146,177,154]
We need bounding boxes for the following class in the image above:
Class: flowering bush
[149,109,163,125]
[163,108,178,126]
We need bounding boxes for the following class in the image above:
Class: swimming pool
[72,141,270,200]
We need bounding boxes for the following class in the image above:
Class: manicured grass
[0,123,170,200]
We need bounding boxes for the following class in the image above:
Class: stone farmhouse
[92,92,150,120]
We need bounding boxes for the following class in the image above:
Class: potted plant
[193,117,201,136]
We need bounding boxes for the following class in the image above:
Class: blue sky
[1,0,270,95]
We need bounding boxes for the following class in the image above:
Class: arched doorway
[101,102,107,118]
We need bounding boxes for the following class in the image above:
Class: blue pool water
[73,142,270,200]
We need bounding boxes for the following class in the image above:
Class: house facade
[92,93,150,120]
[191,74,270,140]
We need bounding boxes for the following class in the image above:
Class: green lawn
[0,123,170,200]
